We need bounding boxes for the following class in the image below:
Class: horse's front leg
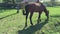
[44,10,49,21]
[37,12,42,24]
[30,12,34,26]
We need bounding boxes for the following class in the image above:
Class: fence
[0,0,60,9]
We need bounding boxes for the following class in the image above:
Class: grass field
[0,7,60,34]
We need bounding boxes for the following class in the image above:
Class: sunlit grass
[0,7,60,34]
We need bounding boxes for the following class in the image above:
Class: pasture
[0,7,60,34]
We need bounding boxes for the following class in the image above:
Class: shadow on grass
[0,13,18,20]
[18,20,48,34]
[50,15,60,18]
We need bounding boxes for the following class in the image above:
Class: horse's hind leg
[30,12,34,25]
[25,11,29,27]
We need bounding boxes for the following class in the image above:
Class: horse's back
[28,2,41,6]
[25,2,46,12]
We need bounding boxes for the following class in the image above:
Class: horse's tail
[22,9,26,15]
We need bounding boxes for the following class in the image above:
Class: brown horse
[23,2,49,27]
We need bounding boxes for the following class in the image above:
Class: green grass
[0,0,3,3]
[0,7,60,34]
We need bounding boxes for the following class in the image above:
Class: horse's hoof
[31,24,33,26]
[37,21,40,24]
[37,19,41,22]
[37,20,41,24]
[40,20,41,21]
[45,19,49,21]
[23,25,27,30]
[25,22,27,27]
[31,23,33,26]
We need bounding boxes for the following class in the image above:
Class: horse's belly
[34,8,44,12]
[29,8,43,12]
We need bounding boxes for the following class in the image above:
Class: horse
[22,2,49,27]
